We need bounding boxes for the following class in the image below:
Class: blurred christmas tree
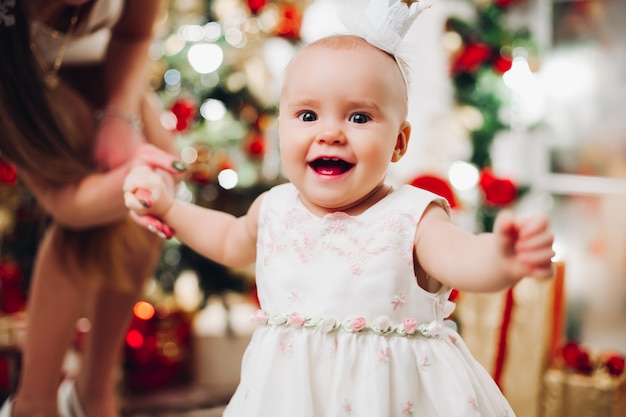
[0,160,38,316]
[148,0,315,301]
[444,0,539,232]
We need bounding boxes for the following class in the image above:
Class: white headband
[339,0,433,87]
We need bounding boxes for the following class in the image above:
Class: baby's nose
[315,127,347,145]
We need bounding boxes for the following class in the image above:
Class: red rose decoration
[218,157,235,172]
[409,174,458,209]
[479,168,517,207]
[603,354,625,377]
[494,0,526,9]
[0,159,17,185]
[0,260,27,314]
[170,99,197,132]
[246,134,266,158]
[451,43,491,75]
[492,55,513,74]
[562,342,593,374]
[247,0,267,14]
[274,4,302,40]
[189,167,212,185]
[123,304,193,392]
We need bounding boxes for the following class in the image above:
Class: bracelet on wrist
[94,107,143,133]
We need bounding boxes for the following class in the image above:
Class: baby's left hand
[493,210,555,280]
[123,144,186,238]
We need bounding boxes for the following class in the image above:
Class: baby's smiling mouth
[309,157,354,176]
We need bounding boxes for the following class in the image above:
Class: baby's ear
[391,121,411,162]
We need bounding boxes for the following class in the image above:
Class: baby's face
[278,40,410,216]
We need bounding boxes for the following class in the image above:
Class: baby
[124,8,554,417]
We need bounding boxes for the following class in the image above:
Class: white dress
[223,183,515,417]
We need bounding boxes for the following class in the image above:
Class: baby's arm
[415,203,555,293]
[123,165,260,268]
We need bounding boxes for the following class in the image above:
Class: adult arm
[19,164,133,229]
[104,0,162,115]
[20,144,182,229]
[94,0,167,169]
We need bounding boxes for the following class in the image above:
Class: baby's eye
[349,113,370,124]
[298,111,317,122]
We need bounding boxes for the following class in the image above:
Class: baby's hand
[123,145,186,238]
[124,164,175,215]
[493,210,555,281]
[124,164,177,238]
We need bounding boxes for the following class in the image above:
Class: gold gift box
[541,367,626,417]
[456,262,566,417]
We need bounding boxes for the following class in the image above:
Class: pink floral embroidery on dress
[402,318,417,334]
[288,290,302,305]
[402,401,415,416]
[387,213,416,265]
[279,337,293,353]
[419,355,431,369]
[469,396,479,411]
[342,400,353,415]
[252,310,268,324]
[293,234,315,263]
[288,312,306,327]
[385,216,404,232]
[351,263,364,275]
[327,235,390,276]
[254,310,445,339]
[259,211,284,266]
[326,217,347,234]
[263,207,321,264]
[378,347,390,363]
[283,208,301,229]
[391,294,406,310]
[350,317,367,332]
[264,202,417,275]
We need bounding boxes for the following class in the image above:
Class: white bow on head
[340,0,434,86]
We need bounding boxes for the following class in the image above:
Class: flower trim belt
[251,310,446,338]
